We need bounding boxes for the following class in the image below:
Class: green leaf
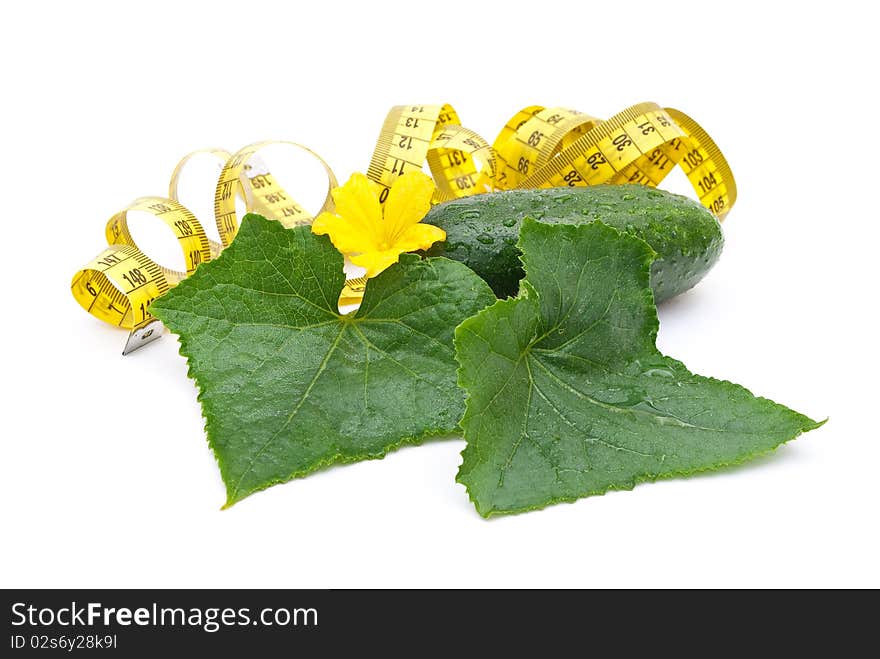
[455,219,823,517]
[151,214,495,506]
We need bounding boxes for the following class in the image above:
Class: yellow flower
[312,171,446,277]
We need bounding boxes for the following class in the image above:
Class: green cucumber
[423,184,723,301]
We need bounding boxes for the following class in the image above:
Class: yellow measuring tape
[72,102,736,353]
[367,102,735,216]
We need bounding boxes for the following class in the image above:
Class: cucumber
[424,184,723,302]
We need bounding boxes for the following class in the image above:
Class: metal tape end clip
[122,319,164,355]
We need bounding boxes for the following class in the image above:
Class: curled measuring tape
[72,102,736,353]
[71,142,337,353]
[367,104,497,203]
[366,102,735,217]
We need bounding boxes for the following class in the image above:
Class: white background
[2,1,877,588]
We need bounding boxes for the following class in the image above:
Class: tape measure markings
[214,141,337,246]
[515,103,735,219]
[518,102,665,186]
[71,244,170,332]
[105,196,213,284]
[493,107,602,190]
[74,142,338,352]
[666,108,736,217]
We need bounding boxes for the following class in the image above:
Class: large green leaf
[152,214,495,506]
[455,219,823,517]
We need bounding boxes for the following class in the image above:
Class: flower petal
[350,249,403,278]
[394,222,446,253]
[330,172,383,247]
[383,171,435,242]
[311,212,367,254]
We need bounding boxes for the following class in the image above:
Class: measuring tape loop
[214,141,337,247]
[73,102,736,352]
[491,106,603,190]
[72,142,338,352]
[105,196,213,284]
[367,104,495,205]
[71,243,171,353]
[168,148,233,258]
[368,101,736,221]
[511,103,735,218]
